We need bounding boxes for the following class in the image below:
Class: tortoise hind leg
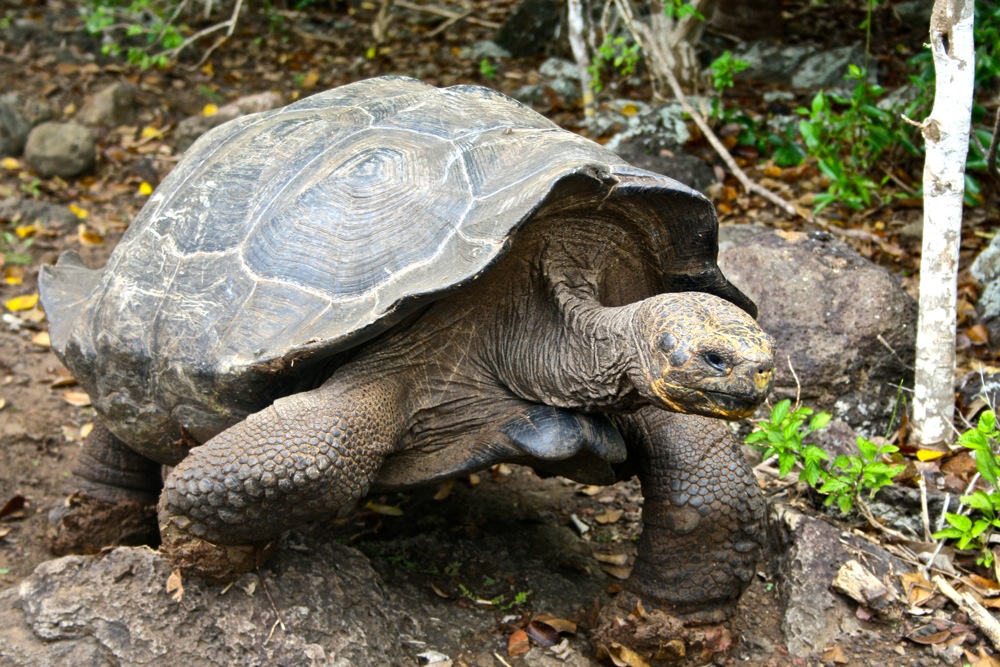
[614,408,765,622]
[48,421,162,555]
[158,375,406,578]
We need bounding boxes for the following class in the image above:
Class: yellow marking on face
[650,377,688,412]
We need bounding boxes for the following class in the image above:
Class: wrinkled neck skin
[488,241,650,414]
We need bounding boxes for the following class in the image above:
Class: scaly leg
[614,408,765,622]
[158,374,406,578]
[49,421,162,554]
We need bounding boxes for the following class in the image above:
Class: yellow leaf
[80,422,94,439]
[203,103,219,117]
[166,568,184,602]
[201,62,214,76]
[5,293,38,312]
[300,70,320,89]
[620,103,639,116]
[916,449,946,462]
[140,125,162,139]
[69,204,88,220]
[138,181,154,196]
[364,501,403,516]
[4,275,23,286]
[14,224,37,239]
[1,157,20,170]
[366,45,377,60]
[0,398,5,411]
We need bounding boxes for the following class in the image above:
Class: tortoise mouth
[650,379,764,419]
[701,389,762,419]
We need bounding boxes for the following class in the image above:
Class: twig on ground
[918,470,932,541]
[394,1,500,29]
[257,566,286,644]
[933,574,1000,650]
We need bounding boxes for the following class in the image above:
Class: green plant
[934,410,1000,566]
[662,0,705,21]
[588,35,641,93]
[0,231,35,265]
[709,51,749,94]
[81,0,188,70]
[816,437,905,515]
[746,399,904,516]
[479,57,498,80]
[796,65,903,212]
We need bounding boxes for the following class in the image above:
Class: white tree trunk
[912,0,976,448]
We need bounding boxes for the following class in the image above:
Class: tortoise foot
[593,592,733,665]
[48,491,159,555]
[159,517,274,581]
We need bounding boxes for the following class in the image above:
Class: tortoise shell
[41,76,752,463]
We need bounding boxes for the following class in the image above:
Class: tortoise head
[629,292,775,420]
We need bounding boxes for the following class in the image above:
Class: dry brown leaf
[963,573,1000,597]
[532,614,577,635]
[595,509,624,524]
[80,422,94,440]
[595,642,651,667]
[0,398,5,411]
[0,495,26,521]
[578,485,603,496]
[430,583,450,599]
[31,331,50,348]
[433,479,454,501]
[526,620,561,647]
[49,375,78,388]
[364,501,403,516]
[61,391,92,407]
[508,628,530,657]
[901,572,936,606]
[467,473,480,486]
[0,526,11,539]
[821,645,848,664]
[594,553,629,566]
[601,565,632,580]
[166,568,184,602]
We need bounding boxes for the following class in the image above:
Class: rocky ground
[1,1,999,666]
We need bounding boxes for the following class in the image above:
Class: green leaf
[771,399,791,426]
[933,527,966,540]
[836,493,854,514]
[778,451,797,478]
[856,437,878,461]
[945,512,973,532]
[808,412,832,432]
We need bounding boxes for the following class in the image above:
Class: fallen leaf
[762,164,783,178]
[299,70,320,89]
[68,204,88,220]
[0,398,5,411]
[0,495,26,521]
[5,293,38,312]
[1,157,20,170]
[31,331,50,348]
[430,583,450,598]
[595,509,624,524]
[14,224,37,239]
[364,500,403,516]
[78,224,104,246]
[593,553,629,566]
[620,103,638,116]
[916,449,946,462]
[80,422,94,439]
[508,628,530,657]
[138,181,154,196]
[578,485,603,496]
[166,568,184,602]
[467,473,480,486]
[596,642,651,667]
[525,619,561,647]
[61,391,92,407]
[203,103,219,116]
[601,564,632,580]
[50,375,78,388]
[433,479,454,500]
[907,624,952,645]
[531,614,577,635]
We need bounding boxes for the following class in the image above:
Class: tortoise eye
[658,333,676,353]
[704,351,729,372]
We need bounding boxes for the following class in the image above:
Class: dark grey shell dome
[40,76,750,463]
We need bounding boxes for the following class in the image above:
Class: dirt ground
[0,1,989,665]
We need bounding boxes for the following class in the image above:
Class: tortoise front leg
[159,375,406,578]
[614,408,765,622]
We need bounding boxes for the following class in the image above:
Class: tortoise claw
[158,516,274,582]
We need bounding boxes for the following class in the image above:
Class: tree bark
[912,0,975,448]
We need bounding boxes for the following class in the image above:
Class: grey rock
[494,0,562,57]
[0,197,79,229]
[24,121,96,178]
[791,44,868,89]
[78,82,137,127]
[513,58,582,106]
[599,103,701,191]
[458,40,511,63]
[734,42,867,89]
[969,234,1000,343]
[174,92,283,153]
[0,94,30,157]
[769,504,905,658]
[0,537,410,666]
[719,226,916,434]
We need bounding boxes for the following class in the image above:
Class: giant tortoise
[41,76,774,620]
